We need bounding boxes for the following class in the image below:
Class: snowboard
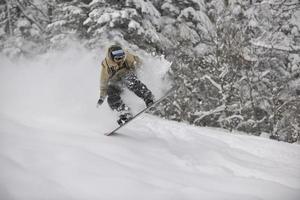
[105,86,177,136]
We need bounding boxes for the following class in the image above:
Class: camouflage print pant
[107,72,153,112]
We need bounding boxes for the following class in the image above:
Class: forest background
[0,0,299,143]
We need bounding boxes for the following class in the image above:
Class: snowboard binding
[117,112,133,125]
[105,86,178,136]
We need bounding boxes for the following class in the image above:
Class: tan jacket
[99,50,141,98]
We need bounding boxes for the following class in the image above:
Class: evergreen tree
[47,0,89,49]
[84,0,166,51]
[0,0,47,57]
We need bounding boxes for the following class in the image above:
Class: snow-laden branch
[28,1,50,22]
[254,0,298,6]
[193,105,226,123]
[251,40,300,54]
[202,75,222,91]
[16,0,45,32]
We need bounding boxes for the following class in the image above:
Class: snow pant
[107,72,153,112]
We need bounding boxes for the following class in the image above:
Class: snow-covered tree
[155,0,300,142]
[0,0,47,57]
[83,0,167,52]
[46,0,89,49]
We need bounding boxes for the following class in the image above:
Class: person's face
[113,56,125,63]
[111,49,125,64]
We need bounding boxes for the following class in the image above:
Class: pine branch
[15,0,45,32]
[250,41,300,54]
[28,1,50,22]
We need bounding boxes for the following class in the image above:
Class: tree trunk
[47,1,54,23]
[224,0,229,7]
[5,0,13,35]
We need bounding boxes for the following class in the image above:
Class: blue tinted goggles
[111,49,125,60]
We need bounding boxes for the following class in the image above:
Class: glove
[97,97,105,107]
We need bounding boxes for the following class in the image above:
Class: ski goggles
[111,49,125,61]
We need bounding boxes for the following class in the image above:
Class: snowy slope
[0,47,300,200]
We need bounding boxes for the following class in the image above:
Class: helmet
[108,45,125,62]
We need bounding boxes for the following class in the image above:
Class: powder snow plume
[0,43,171,132]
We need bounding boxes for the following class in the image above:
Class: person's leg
[107,84,124,111]
[107,84,132,125]
[123,72,154,107]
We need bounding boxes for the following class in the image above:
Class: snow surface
[0,46,300,200]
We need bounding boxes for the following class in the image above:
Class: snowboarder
[97,44,155,125]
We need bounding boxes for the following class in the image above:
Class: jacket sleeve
[100,62,109,98]
[133,55,142,68]
[126,52,142,70]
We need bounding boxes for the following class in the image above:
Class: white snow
[178,7,213,34]
[128,20,143,34]
[63,6,84,15]
[0,46,300,200]
[126,0,161,18]
[161,2,180,15]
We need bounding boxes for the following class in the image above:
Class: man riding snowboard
[97,44,155,125]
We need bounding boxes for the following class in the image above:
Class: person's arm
[125,51,142,70]
[98,62,109,106]
[133,54,142,68]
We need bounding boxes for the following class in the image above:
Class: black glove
[97,97,105,107]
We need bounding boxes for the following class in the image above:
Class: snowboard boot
[117,112,133,126]
[144,95,155,107]
[114,103,133,125]
[145,98,154,107]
